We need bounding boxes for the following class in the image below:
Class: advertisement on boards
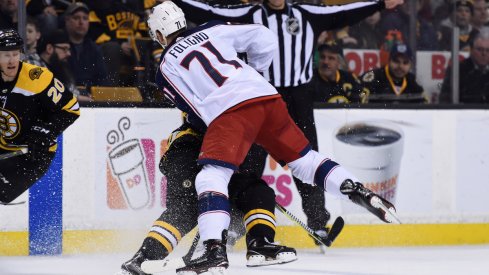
[93,110,181,222]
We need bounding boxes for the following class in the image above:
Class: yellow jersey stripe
[0,139,25,151]
[95,33,112,44]
[154,221,182,241]
[244,209,275,221]
[246,219,276,232]
[147,232,174,252]
[88,11,102,23]
[62,97,81,115]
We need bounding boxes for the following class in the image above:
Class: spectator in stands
[417,0,433,22]
[24,17,44,67]
[341,11,383,50]
[0,0,18,29]
[26,0,67,35]
[361,43,428,104]
[440,27,489,103]
[85,0,144,86]
[437,0,479,51]
[24,17,42,56]
[380,0,438,51]
[472,0,489,30]
[64,2,109,93]
[312,42,367,104]
[37,29,91,101]
[432,0,451,28]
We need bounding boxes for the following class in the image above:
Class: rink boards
[2,108,489,255]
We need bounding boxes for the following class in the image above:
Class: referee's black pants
[277,84,331,231]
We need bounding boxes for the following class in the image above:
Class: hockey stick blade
[0,148,28,160]
[324,216,344,247]
[141,257,186,274]
[275,203,344,248]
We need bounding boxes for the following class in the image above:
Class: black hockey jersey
[360,66,428,104]
[0,62,80,153]
[311,70,367,103]
[87,1,146,44]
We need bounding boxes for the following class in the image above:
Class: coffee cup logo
[333,121,404,204]
[106,117,150,209]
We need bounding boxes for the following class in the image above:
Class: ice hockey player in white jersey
[148,2,400,274]
[152,14,279,129]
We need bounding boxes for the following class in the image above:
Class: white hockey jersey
[156,20,279,126]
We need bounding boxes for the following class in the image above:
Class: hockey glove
[26,125,56,160]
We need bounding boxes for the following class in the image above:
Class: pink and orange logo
[262,157,294,207]
[105,117,169,210]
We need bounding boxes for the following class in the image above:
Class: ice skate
[341,179,401,224]
[176,232,228,275]
[117,250,148,275]
[246,237,297,267]
[313,228,329,253]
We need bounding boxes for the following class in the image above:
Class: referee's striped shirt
[172,0,385,88]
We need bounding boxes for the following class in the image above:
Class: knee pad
[288,150,328,185]
[195,165,233,196]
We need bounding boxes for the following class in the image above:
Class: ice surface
[1,245,488,275]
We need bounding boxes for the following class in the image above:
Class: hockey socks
[198,191,231,240]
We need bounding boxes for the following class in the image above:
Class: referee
[166,0,403,242]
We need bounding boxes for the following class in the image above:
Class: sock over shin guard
[198,191,231,240]
[288,150,358,198]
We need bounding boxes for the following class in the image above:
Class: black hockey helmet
[0,29,24,51]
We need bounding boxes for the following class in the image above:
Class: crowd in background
[1,0,488,104]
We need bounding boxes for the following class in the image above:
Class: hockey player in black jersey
[118,122,297,275]
[0,29,80,204]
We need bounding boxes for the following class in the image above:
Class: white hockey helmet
[147,1,187,47]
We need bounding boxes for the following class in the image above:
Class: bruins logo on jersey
[29,67,44,80]
[0,108,20,139]
[327,95,350,104]
[362,71,375,83]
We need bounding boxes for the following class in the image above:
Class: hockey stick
[0,148,28,160]
[141,232,200,274]
[0,200,26,206]
[275,202,344,247]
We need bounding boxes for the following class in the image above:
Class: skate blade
[370,197,402,224]
[319,244,327,254]
[246,252,297,267]
[113,269,132,275]
[177,267,227,275]
[141,258,186,274]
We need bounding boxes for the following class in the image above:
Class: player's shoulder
[197,20,228,31]
[16,62,54,94]
[167,122,203,148]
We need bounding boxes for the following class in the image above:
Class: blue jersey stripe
[198,191,230,216]
[197,158,238,171]
[314,158,339,190]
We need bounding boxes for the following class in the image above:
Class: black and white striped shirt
[172,0,385,88]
